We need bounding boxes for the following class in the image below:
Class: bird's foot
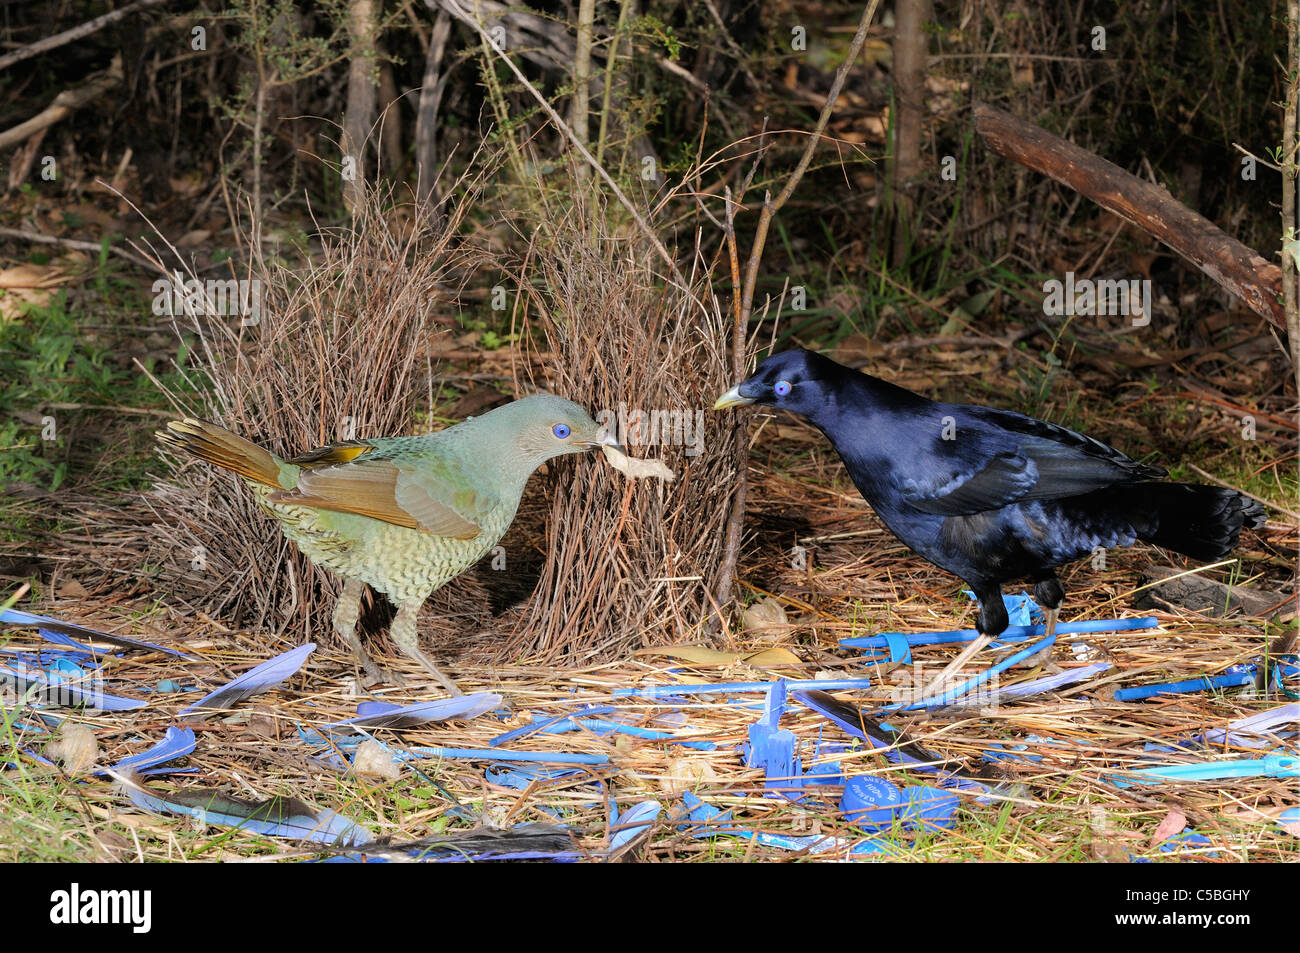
[359,665,409,690]
[420,661,464,697]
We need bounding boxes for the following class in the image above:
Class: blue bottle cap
[840,776,903,831]
[901,785,960,830]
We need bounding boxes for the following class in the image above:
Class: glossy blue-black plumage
[727,349,1265,635]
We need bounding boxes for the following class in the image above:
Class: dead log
[973,101,1285,331]
[0,58,121,152]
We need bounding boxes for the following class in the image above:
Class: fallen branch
[0,226,154,270]
[0,0,165,72]
[0,58,122,152]
[973,101,1286,331]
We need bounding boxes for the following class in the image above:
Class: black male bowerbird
[715,348,1265,649]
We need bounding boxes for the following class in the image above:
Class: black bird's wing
[899,406,1166,517]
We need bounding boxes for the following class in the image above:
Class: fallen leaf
[1149,806,1188,848]
[57,578,89,599]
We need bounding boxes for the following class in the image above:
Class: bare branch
[0,0,165,73]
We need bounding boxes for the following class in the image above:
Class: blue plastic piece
[883,630,1058,711]
[1108,753,1299,788]
[1113,665,1256,701]
[804,760,846,786]
[884,632,911,665]
[676,792,902,855]
[179,643,315,718]
[614,677,872,699]
[742,680,802,794]
[1278,807,1300,835]
[902,785,959,830]
[1157,829,1217,855]
[1274,655,1299,699]
[578,718,715,750]
[964,590,1043,628]
[840,776,903,830]
[841,616,1159,650]
[402,746,609,765]
[489,705,616,746]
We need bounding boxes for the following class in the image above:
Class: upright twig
[415,8,453,209]
[710,0,881,629]
[441,0,686,289]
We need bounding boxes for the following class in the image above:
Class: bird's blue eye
[774,380,792,397]
[552,424,571,439]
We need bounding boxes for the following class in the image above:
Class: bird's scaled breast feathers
[258,485,517,602]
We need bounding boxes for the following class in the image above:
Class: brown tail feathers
[156,418,282,487]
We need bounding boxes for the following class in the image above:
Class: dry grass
[3,497,1295,862]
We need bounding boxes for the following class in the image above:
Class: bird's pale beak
[587,428,626,453]
[713,385,756,410]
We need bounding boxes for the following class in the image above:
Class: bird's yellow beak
[713,385,756,410]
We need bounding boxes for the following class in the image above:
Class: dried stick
[711,0,881,624]
[0,0,165,72]
[0,59,122,151]
[0,225,154,270]
[974,101,1287,331]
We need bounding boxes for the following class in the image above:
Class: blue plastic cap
[840,776,903,831]
[902,785,959,830]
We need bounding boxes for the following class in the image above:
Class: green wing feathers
[268,457,483,538]
[158,419,483,539]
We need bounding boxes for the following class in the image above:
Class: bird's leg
[333,578,400,686]
[1024,577,1065,671]
[390,600,464,696]
[915,585,1005,704]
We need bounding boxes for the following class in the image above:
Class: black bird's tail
[1118,483,1267,562]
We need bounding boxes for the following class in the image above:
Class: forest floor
[3,276,1296,861]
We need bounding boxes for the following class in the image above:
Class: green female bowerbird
[158,395,618,695]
